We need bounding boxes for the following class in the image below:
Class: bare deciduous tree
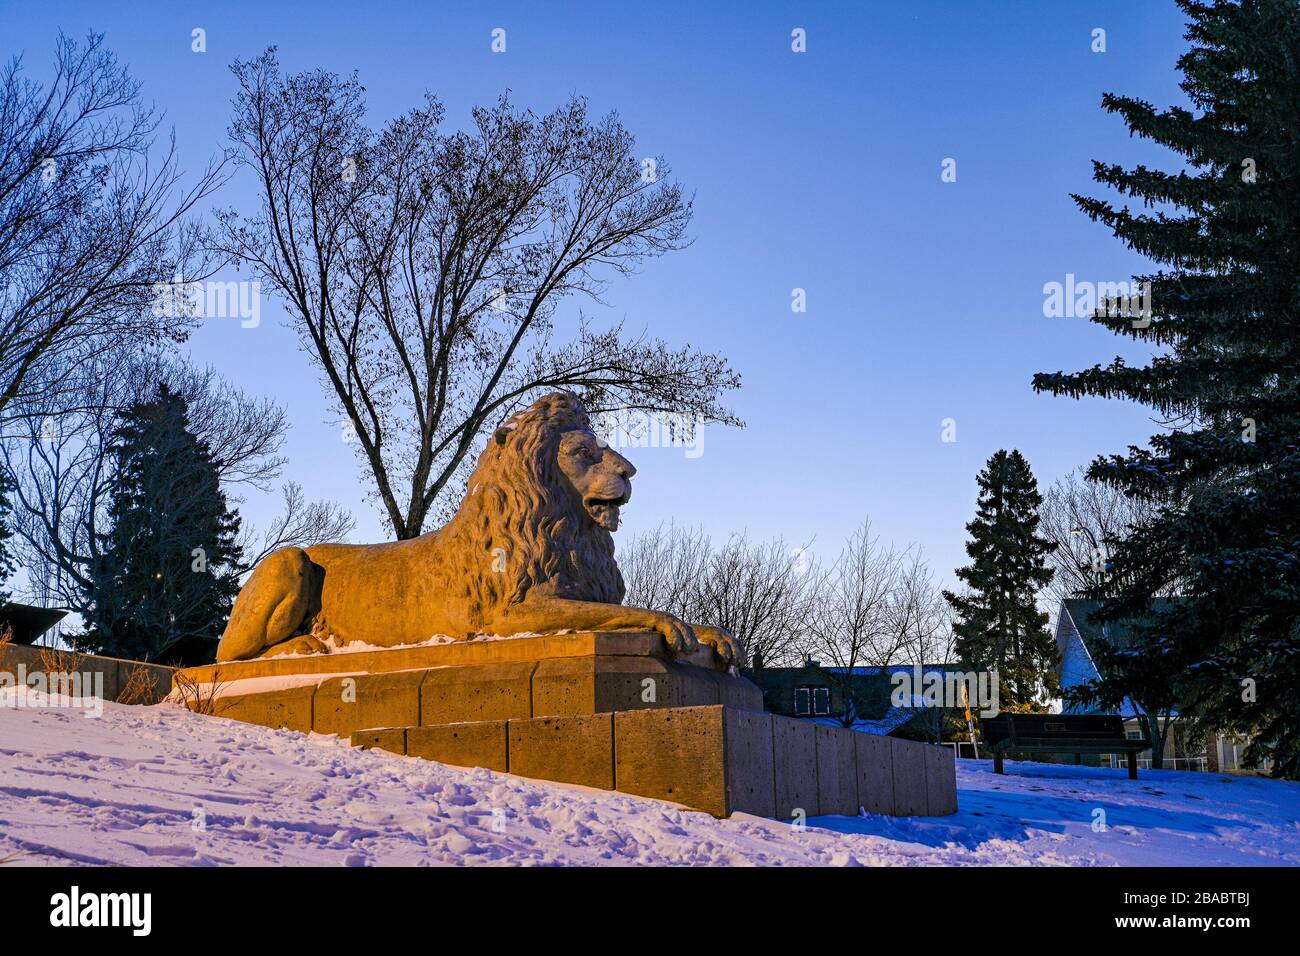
[618,522,711,623]
[622,519,952,688]
[1040,467,1159,604]
[0,32,224,422]
[695,533,817,668]
[888,555,958,742]
[888,551,953,668]
[620,523,814,666]
[797,521,953,726]
[213,49,740,539]
[805,521,904,671]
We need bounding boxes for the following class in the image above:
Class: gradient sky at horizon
[2,0,1194,591]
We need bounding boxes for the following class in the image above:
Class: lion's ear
[493,426,511,446]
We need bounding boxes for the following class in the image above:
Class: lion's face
[556,429,636,532]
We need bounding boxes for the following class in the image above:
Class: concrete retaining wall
[0,642,173,704]
[352,704,958,820]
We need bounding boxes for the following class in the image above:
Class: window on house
[813,687,830,716]
[795,686,830,716]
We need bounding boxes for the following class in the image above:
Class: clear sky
[2,0,1191,589]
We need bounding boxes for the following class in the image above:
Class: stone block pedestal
[173,631,956,821]
[352,704,959,820]
[172,630,763,737]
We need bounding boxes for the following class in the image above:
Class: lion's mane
[430,392,625,630]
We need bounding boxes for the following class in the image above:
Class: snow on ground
[1,690,1297,867]
[279,630,557,659]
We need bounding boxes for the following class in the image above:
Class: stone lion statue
[215,392,739,666]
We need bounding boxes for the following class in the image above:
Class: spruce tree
[944,450,1058,709]
[0,469,14,606]
[81,385,242,661]
[1033,0,1300,777]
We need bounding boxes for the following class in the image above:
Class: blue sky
[2,0,1191,588]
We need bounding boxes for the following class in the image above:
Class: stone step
[177,630,728,683]
[351,705,959,820]
[171,631,763,738]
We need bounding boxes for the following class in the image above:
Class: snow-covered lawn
[1,691,1297,866]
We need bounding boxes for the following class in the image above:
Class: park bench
[979,714,1150,779]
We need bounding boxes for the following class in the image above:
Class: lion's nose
[609,451,636,479]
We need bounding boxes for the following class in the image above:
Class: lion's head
[436,392,633,627]
[552,416,636,532]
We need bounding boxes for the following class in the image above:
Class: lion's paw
[645,611,700,656]
[264,634,331,658]
[692,625,740,666]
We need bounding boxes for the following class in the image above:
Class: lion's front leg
[689,624,741,667]
[489,597,701,656]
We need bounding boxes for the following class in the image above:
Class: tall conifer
[82,385,242,661]
[1034,0,1300,776]
[945,450,1058,709]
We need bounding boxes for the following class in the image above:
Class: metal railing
[1105,754,1207,773]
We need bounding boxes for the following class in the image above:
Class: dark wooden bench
[980,714,1150,779]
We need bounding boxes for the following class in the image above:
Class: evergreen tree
[0,469,14,606]
[944,450,1058,709]
[1033,0,1300,777]
[81,385,242,661]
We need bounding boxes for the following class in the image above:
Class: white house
[1053,598,1267,774]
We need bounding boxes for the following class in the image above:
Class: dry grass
[117,662,162,705]
[36,644,84,676]
[170,668,231,716]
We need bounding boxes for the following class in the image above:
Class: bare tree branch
[239,480,355,569]
[621,522,815,667]
[1040,467,1162,605]
[0,32,227,423]
[0,351,331,612]
[213,50,740,538]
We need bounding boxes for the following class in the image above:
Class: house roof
[826,664,958,677]
[811,710,918,736]
[1057,597,1186,719]
[0,602,69,645]
[1060,597,1183,653]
